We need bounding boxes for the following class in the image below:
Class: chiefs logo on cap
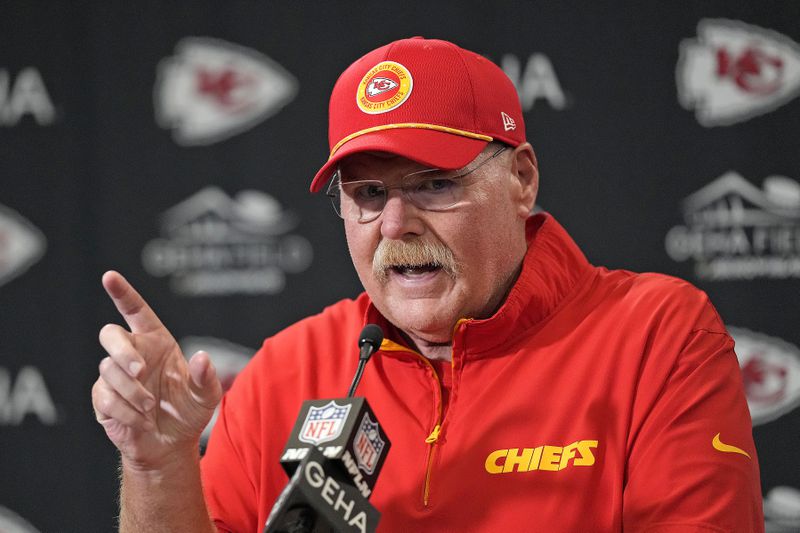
[357,61,413,114]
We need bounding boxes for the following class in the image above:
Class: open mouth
[391,263,441,276]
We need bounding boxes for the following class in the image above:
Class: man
[92,37,763,532]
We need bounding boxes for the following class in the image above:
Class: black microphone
[265,325,390,533]
[347,324,383,398]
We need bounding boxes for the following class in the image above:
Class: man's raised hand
[92,271,222,470]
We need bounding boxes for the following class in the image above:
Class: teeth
[393,263,439,274]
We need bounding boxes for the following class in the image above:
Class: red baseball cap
[309,37,528,192]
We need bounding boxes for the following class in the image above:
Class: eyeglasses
[327,145,508,223]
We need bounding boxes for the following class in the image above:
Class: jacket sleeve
[623,299,764,532]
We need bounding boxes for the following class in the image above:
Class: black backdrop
[1,2,799,531]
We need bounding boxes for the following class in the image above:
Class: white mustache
[372,239,460,283]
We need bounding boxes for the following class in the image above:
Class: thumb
[187,351,223,409]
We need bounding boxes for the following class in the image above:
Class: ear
[510,142,539,218]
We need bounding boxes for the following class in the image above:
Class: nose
[379,191,425,240]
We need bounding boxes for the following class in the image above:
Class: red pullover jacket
[201,214,763,532]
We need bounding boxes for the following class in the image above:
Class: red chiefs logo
[357,61,413,114]
[729,327,800,425]
[196,67,256,110]
[716,46,784,95]
[742,355,788,404]
[366,76,399,99]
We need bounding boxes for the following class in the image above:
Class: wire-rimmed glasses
[327,145,508,223]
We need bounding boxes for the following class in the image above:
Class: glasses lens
[339,180,386,222]
[329,146,506,220]
[404,171,462,210]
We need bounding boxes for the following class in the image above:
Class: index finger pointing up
[102,271,164,334]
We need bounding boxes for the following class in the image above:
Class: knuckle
[98,395,115,413]
[91,390,101,411]
[91,378,104,396]
[92,384,118,420]
[92,377,111,401]
[93,397,110,417]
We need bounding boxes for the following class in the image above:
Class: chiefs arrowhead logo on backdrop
[729,327,800,425]
[155,37,298,145]
[0,204,46,288]
[677,19,800,126]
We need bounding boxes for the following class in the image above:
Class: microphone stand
[265,324,387,533]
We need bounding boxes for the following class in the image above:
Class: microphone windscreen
[358,324,384,350]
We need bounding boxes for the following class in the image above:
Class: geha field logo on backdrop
[141,187,313,296]
[0,366,59,426]
[665,172,800,280]
[730,327,800,426]
[179,336,253,446]
[155,37,298,145]
[0,204,46,288]
[0,67,56,126]
[499,53,569,112]
[678,19,800,126]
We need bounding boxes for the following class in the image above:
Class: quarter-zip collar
[362,213,593,358]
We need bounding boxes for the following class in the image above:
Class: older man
[93,37,763,532]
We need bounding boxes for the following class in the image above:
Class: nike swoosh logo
[712,433,751,458]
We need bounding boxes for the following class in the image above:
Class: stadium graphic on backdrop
[141,187,313,296]
[665,171,800,280]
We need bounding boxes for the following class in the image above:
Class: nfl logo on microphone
[298,400,351,445]
[354,412,385,475]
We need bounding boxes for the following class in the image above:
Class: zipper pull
[425,424,441,444]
